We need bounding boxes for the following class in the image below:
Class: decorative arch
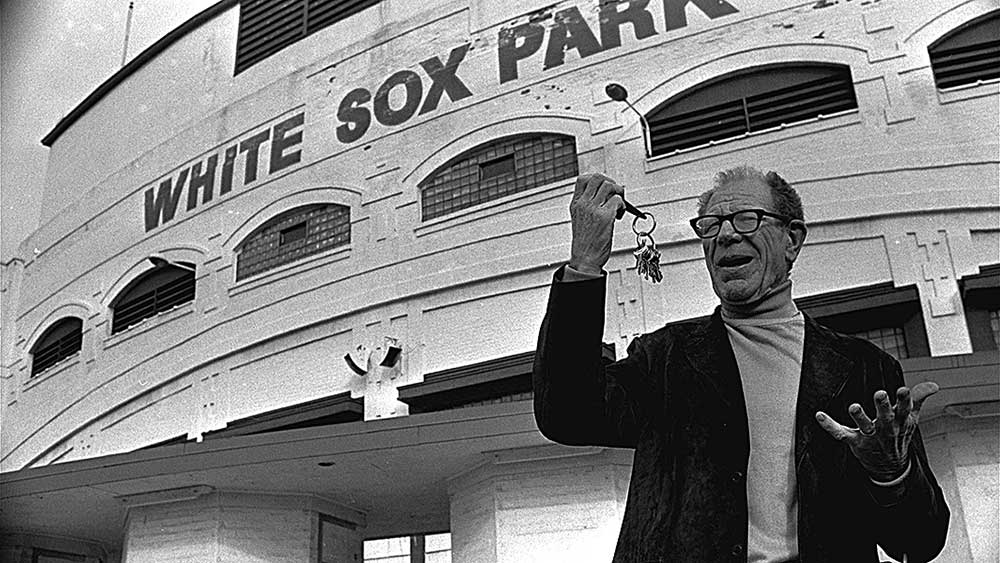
[403,113,591,185]
[226,187,360,281]
[631,43,871,115]
[418,132,579,221]
[223,186,361,250]
[29,317,84,377]
[645,62,858,156]
[23,300,94,353]
[102,245,209,309]
[904,3,998,47]
[403,113,590,222]
[927,9,999,89]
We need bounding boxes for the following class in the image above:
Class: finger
[595,177,623,203]
[874,389,893,425]
[574,173,602,200]
[894,386,912,424]
[585,174,609,201]
[815,411,855,441]
[910,381,940,418]
[848,403,875,435]
[605,194,625,219]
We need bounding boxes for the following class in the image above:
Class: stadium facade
[1,0,998,561]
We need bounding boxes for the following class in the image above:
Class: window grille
[420,134,578,221]
[235,0,381,74]
[30,318,83,376]
[848,326,909,361]
[646,64,858,156]
[236,204,350,281]
[929,11,1000,89]
[112,265,196,334]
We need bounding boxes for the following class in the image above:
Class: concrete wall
[2,0,997,480]
[121,492,363,563]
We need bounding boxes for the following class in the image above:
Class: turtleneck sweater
[721,280,804,563]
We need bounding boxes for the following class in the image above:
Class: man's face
[701,179,796,305]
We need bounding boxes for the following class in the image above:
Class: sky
[0,0,218,262]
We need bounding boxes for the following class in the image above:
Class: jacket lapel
[795,315,856,467]
[683,308,745,412]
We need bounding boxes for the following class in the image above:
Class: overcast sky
[1,0,218,262]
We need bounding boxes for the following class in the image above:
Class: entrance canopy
[1,400,549,546]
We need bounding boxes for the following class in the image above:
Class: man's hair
[696,165,804,222]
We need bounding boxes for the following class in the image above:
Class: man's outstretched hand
[815,382,939,483]
[568,173,625,275]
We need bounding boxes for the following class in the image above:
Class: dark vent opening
[112,267,196,334]
[646,64,858,156]
[31,318,84,376]
[929,11,1000,89]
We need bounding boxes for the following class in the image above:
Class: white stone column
[448,445,633,563]
[120,489,364,563]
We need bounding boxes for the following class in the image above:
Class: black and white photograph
[1,0,998,561]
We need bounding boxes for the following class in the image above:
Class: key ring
[632,212,656,238]
[636,233,657,248]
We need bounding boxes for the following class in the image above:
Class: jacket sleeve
[863,352,950,563]
[532,266,660,449]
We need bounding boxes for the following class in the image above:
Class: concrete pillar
[121,489,364,563]
[447,445,632,563]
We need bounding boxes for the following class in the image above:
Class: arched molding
[632,43,873,116]
[903,1,998,46]
[222,186,362,251]
[401,113,591,186]
[22,302,93,355]
[901,3,999,71]
[101,245,209,309]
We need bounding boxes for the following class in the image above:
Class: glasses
[689,209,793,239]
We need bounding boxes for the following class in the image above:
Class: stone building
[1,0,997,561]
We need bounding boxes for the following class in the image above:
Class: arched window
[929,11,1000,90]
[419,133,578,221]
[646,64,858,156]
[30,317,83,376]
[236,204,351,281]
[111,263,196,334]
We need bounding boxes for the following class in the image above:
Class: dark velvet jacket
[533,270,949,563]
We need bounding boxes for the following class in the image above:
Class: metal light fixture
[148,254,196,272]
[605,83,651,158]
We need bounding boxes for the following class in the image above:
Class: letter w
[144,168,189,232]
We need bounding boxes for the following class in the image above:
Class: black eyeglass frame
[689,209,794,239]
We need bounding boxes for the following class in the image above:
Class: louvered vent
[647,64,858,157]
[929,11,1000,90]
[31,318,83,376]
[235,0,380,75]
[112,266,196,334]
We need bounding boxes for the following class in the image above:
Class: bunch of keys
[631,212,663,283]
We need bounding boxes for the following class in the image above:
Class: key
[634,236,663,283]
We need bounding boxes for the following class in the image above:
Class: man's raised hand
[815,382,939,483]
[568,174,625,275]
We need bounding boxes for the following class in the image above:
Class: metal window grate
[235,0,380,74]
[31,319,83,376]
[236,204,351,281]
[647,64,858,156]
[929,12,1000,90]
[112,270,196,334]
[848,326,909,361]
[420,134,578,221]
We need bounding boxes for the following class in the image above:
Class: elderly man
[533,167,949,562]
